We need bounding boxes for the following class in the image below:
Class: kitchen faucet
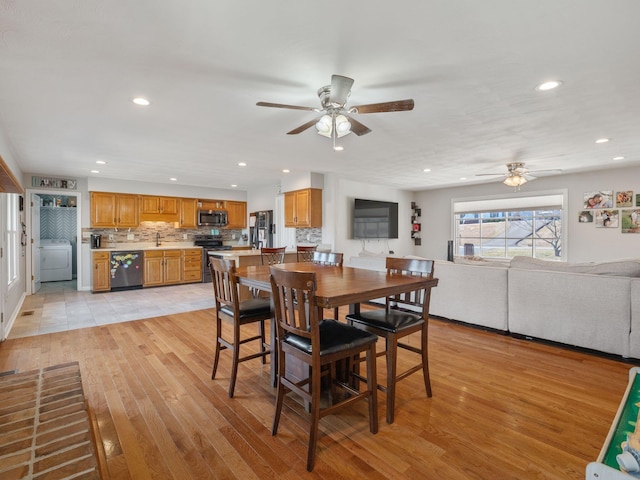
[156,232,161,247]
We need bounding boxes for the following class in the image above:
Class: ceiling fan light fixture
[335,114,351,138]
[503,174,527,187]
[316,114,332,137]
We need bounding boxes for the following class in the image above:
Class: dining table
[234,262,439,385]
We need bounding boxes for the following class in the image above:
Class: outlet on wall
[108,234,114,241]
[183,234,188,240]
[127,234,134,240]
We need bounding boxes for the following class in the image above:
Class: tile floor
[10,280,216,339]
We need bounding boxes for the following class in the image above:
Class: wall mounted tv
[352,198,399,239]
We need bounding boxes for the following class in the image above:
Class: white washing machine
[40,239,72,282]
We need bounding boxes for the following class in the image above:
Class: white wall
[326,174,415,264]
[413,164,640,263]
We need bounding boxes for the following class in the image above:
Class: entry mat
[0,361,100,479]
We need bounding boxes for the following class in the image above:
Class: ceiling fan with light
[256,74,414,150]
[476,162,562,188]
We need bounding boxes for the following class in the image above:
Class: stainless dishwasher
[110,251,143,291]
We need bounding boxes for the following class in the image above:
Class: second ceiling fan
[257,74,414,149]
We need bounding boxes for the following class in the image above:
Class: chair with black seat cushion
[296,245,317,262]
[346,256,435,424]
[269,267,379,472]
[261,246,286,265]
[209,257,271,398]
[311,251,344,319]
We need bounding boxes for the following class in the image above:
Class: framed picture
[583,190,613,209]
[621,209,640,233]
[578,211,593,223]
[595,209,619,228]
[616,191,633,207]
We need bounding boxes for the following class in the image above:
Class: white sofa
[348,254,640,358]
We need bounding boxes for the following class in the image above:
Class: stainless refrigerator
[249,210,274,249]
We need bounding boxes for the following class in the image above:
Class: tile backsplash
[84,222,243,245]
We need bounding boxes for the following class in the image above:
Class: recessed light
[595,138,610,144]
[96,160,106,165]
[238,162,247,167]
[536,80,562,91]
[334,146,344,151]
[231,184,237,188]
[133,97,150,106]
[613,156,625,160]
[423,168,431,173]
[91,170,100,174]
[460,177,467,181]
[282,169,290,173]
[169,178,177,181]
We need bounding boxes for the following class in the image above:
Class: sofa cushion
[509,256,640,277]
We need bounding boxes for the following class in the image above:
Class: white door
[0,195,6,340]
[31,193,41,293]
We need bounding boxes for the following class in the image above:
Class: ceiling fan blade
[346,116,372,136]
[476,173,507,177]
[257,101,317,111]
[350,99,415,114]
[329,75,354,106]
[287,118,318,135]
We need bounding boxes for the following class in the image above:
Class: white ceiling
[1,1,639,192]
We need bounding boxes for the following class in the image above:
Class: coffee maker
[90,234,102,249]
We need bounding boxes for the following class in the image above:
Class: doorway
[25,189,82,295]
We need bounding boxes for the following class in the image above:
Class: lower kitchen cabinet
[92,251,111,292]
[182,248,202,283]
[144,250,182,286]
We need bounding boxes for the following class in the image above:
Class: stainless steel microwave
[198,209,228,227]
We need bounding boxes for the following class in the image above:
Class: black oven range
[194,235,232,283]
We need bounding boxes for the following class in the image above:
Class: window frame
[451,190,567,261]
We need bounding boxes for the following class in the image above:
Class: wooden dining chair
[261,246,286,265]
[346,257,436,424]
[311,251,343,267]
[269,267,379,472]
[296,245,317,262]
[311,251,344,319]
[209,257,271,398]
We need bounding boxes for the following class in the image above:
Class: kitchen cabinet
[224,200,247,229]
[284,188,322,227]
[144,250,182,286]
[140,195,179,222]
[182,248,202,283]
[90,192,139,228]
[179,198,198,228]
[92,251,111,292]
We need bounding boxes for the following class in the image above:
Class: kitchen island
[207,249,298,267]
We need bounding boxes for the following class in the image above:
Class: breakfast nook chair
[311,251,344,319]
[260,246,286,265]
[269,267,379,471]
[296,245,317,262]
[346,257,436,424]
[209,257,271,398]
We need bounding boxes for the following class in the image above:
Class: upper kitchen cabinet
[179,198,198,228]
[90,192,139,228]
[284,188,322,228]
[140,195,179,222]
[224,200,247,229]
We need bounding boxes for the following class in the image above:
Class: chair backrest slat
[385,257,435,314]
[209,257,240,310]
[296,245,317,262]
[270,268,318,342]
[261,246,287,265]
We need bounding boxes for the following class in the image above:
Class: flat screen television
[352,198,399,239]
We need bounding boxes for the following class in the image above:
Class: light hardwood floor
[0,309,634,479]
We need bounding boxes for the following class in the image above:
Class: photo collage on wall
[578,190,640,233]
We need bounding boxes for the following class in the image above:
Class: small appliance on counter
[90,234,102,249]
